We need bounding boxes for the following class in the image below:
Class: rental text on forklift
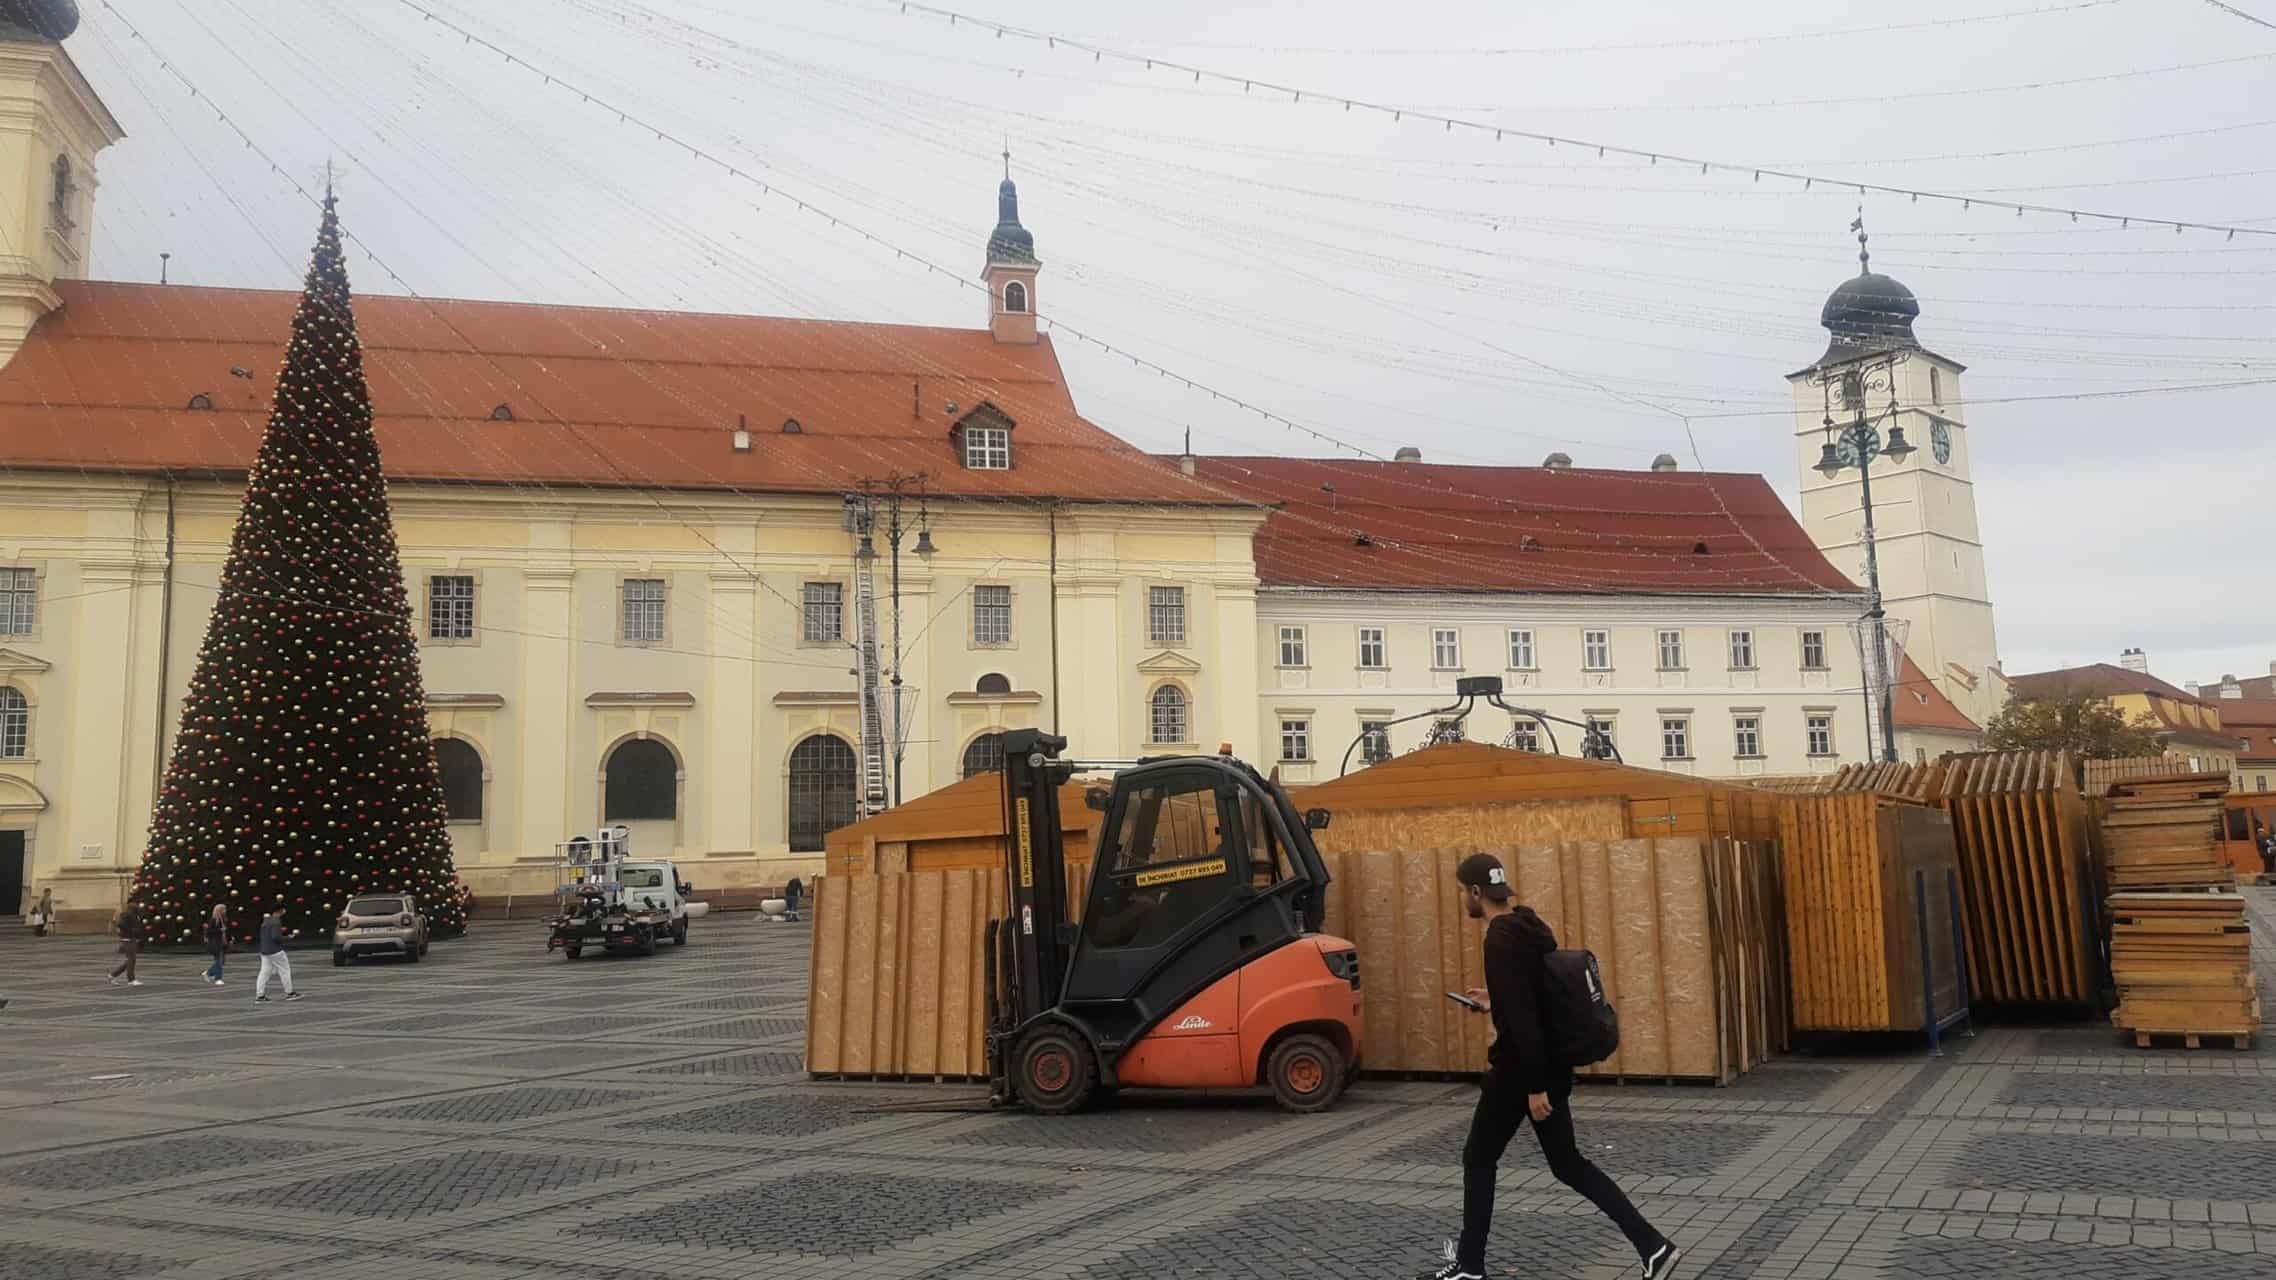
[983,729,1365,1113]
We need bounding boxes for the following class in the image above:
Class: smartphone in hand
[1445,990,1484,1012]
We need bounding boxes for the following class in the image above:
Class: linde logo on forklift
[983,729,1362,1115]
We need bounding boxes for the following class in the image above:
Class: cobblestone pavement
[4,889,2274,1279]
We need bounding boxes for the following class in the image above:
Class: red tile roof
[2218,698,2276,761]
[0,281,1218,505]
[1891,652,1979,734]
[1182,457,1858,596]
[2006,663,2206,707]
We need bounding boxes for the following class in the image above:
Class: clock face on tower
[1930,419,1952,465]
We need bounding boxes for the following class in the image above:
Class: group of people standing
[22,894,302,1002]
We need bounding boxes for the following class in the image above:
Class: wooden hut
[821,770,1101,876]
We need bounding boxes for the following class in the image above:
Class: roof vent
[229,365,253,380]
[1542,452,1572,470]
[731,414,752,453]
[1692,541,1710,555]
[1393,446,1422,463]
[1519,535,1543,552]
[1353,531,1375,548]
[782,418,803,434]
[185,393,214,411]
[489,403,514,421]
[1652,453,1680,473]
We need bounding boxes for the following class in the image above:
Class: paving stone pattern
[578,1170,1065,1255]
[3,888,2274,1278]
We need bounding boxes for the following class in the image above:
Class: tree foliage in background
[129,194,465,945]
[1982,692,2164,760]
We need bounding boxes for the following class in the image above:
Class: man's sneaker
[108,977,123,986]
[254,995,271,1003]
[1416,1264,1483,1280]
[1642,1241,1683,1279]
[126,980,143,987]
[284,992,304,1002]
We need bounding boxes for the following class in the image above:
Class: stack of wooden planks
[1941,750,2096,1007]
[2100,773,2235,890]
[1778,791,1965,1033]
[2106,891,2259,1048]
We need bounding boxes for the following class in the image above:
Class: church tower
[982,153,1038,345]
[1787,225,2003,725]
[0,1,122,369]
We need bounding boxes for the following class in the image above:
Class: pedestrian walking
[202,903,230,986]
[1421,853,1680,1280]
[107,903,144,987]
[784,876,804,922]
[28,887,53,937]
[253,905,302,1004]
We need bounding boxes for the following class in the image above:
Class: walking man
[203,903,230,986]
[1423,853,1679,1280]
[107,902,144,987]
[253,905,303,1004]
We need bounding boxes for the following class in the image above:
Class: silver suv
[333,894,429,965]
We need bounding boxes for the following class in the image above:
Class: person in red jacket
[1419,852,1680,1280]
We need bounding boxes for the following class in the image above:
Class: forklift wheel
[1014,1027,1097,1115]
[1266,1033,1343,1113]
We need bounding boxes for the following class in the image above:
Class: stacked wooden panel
[1818,761,1945,804]
[2106,891,2259,1048]
[2100,773,2234,890]
[1940,750,2096,1007]
[2084,755,2209,798]
[1778,792,1964,1032]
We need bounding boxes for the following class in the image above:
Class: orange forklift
[986,729,1363,1114]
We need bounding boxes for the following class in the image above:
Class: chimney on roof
[2186,681,2200,697]
[1542,452,1572,470]
[2118,647,2147,674]
[1179,426,1195,476]
[1393,446,1422,462]
[1650,453,1679,473]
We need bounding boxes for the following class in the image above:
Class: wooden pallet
[2107,889,2260,1046]
[2128,1029,2256,1050]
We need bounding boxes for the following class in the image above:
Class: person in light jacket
[202,903,230,986]
[30,887,53,937]
[253,905,302,1003]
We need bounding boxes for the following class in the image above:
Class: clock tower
[1788,227,2003,726]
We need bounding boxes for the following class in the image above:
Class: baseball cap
[1455,852,1513,902]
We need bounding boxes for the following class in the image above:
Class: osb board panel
[1780,793,1960,1031]
[1310,799,1627,856]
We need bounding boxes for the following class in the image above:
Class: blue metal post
[1916,868,1941,1057]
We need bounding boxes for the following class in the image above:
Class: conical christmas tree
[131,193,465,945]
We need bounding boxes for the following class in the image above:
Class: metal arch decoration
[1335,675,1622,776]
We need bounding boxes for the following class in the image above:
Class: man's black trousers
[1456,1078,1662,1271]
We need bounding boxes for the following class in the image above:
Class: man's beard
[1464,896,1483,920]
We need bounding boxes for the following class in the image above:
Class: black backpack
[1541,948,1620,1067]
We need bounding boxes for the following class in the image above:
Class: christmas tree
[131,192,466,945]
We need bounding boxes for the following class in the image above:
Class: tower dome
[0,0,79,40]
[1820,271,1919,347]
[986,175,1037,266]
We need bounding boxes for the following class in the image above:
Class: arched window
[962,732,1006,779]
[604,738,677,821]
[1003,280,1028,314]
[0,687,26,759]
[1149,684,1189,746]
[975,672,1012,696]
[787,735,858,852]
[432,737,484,822]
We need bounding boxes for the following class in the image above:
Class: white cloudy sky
[62,0,2276,686]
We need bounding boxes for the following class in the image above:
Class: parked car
[333,893,429,965]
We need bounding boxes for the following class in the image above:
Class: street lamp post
[851,472,936,808]
[1813,352,1915,765]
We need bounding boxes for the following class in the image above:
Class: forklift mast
[998,727,1077,1024]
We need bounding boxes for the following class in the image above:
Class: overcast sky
[61,0,2276,687]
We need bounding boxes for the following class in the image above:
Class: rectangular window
[1359,719,1391,762]
[1657,629,1685,670]
[621,578,666,644]
[972,584,1012,645]
[1279,718,1311,762]
[1801,629,1828,670]
[1148,586,1187,645]
[1432,627,1461,669]
[427,574,475,641]
[1661,717,1690,760]
[1807,713,1835,757]
[1583,629,1611,671]
[1586,717,1616,754]
[1357,626,1386,669]
[1733,716,1761,759]
[1728,629,1755,670]
[1510,720,1541,752]
[801,581,844,643]
[1278,625,1307,667]
[0,567,33,636]
[962,424,1011,470]
[1930,367,1944,406]
[2259,776,2269,793]
[1508,628,1535,670]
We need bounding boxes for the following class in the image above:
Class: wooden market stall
[820,770,1102,876]
[1777,787,1965,1034]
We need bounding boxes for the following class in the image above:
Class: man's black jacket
[1482,906,1566,1094]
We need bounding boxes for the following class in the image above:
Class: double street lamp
[1812,352,1914,765]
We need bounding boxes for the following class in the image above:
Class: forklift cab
[988,729,1360,1115]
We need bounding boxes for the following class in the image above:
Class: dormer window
[952,402,1016,471]
[1002,280,1028,314]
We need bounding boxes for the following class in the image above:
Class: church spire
[981,159,1039,344]
[987,149,1037,266]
